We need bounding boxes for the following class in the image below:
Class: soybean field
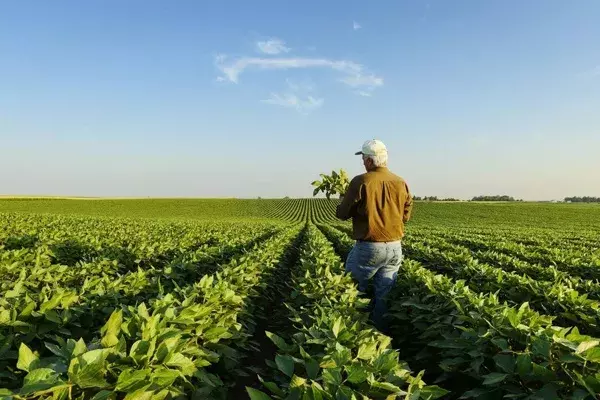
[1,198,599,399]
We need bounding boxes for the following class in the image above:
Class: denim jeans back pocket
[356,241,387,267]
[387,243,403,267]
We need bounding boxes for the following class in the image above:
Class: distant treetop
[471,195,521,202]
[564,196,600,203]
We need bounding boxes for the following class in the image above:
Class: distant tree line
[413,195,523,202]
[471,195,522,202]
[564,196,600,203]
[413,196,461,201]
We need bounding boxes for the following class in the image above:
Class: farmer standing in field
[336,139,413,332]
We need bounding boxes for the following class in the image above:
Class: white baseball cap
[355,139,387,156]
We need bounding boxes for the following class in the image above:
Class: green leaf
[266,331,293,352]
[311,383,325,400]
[370,381,402,393]
[129,340,152,363]
[332,345,352,367]
[258,376,285,397]
[116,369,150,392]
[482,372,508,385]
[204,326,232,341]
[322,368,343,386]
[44,310,62,324]
[531,363,555,383]
[165,353,196,376]
[20,368,61,395]
[290,375,307,389]
[493,354,514,374]
[336,385,355,399]
[100,309,122,348]
[246,387,273,400]
[356,342,377,361]
[123,388,154,400]
[39,293,63,312]
[531,337,551,359]
[17,343,39,372]
[68,349,110,389]
[575,340,599,354]
[373,350,398,375]
[516,353,532,377]
[582,348,600,362]
[419,385,450,399]
[45,343,66,359]
[151,367,180,388]
[491,338,509,351]
[155,336,180,363]
[275,354,295,377]
[91,390,116,400]
[305,358,320,380]
[530,383,559,400]
[71,338,88,358]
[332,317,342,338]
[345,364,367,384]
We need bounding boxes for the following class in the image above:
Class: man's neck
[367,165,388,172]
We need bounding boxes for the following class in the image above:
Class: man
[336,139,413,331]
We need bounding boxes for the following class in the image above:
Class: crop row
[331,222,600,284]
[250,199,340,223]
[406,234,600,301]
[249,224,447,399]
[403,238,600,337]
[426,231,600,280]
[0,217,303,398]
[321,224,600,399]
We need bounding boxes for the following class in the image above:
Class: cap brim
[355,151,363,155]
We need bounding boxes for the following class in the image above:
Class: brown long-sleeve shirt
[336,167,413,242]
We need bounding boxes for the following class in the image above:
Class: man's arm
[336,177,361,220]
[403,182,413,222]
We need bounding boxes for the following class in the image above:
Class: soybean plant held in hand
[311,169,350,199]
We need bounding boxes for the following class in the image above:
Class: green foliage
[0,212,301,398]
[255,225,448,399]
[311,169,350,200]
[1,199,599,398]
[321,224,600,399]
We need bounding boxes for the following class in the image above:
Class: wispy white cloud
[263,93,324,114]
[340,74,383,88]
[215,37,383,108]
[263,78,323,114]
[215,56,383,92]
[353,21,362,31]
[256,38,290,55]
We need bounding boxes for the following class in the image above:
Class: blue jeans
[345,240,402,332]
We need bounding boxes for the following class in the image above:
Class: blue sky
[1,0,599,200]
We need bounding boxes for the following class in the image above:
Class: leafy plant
[311,169,350,200]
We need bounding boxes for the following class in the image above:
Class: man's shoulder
[350,173,369,185]
[351,169,408,187]
[366,168,407,183]
[387,170,407,184]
